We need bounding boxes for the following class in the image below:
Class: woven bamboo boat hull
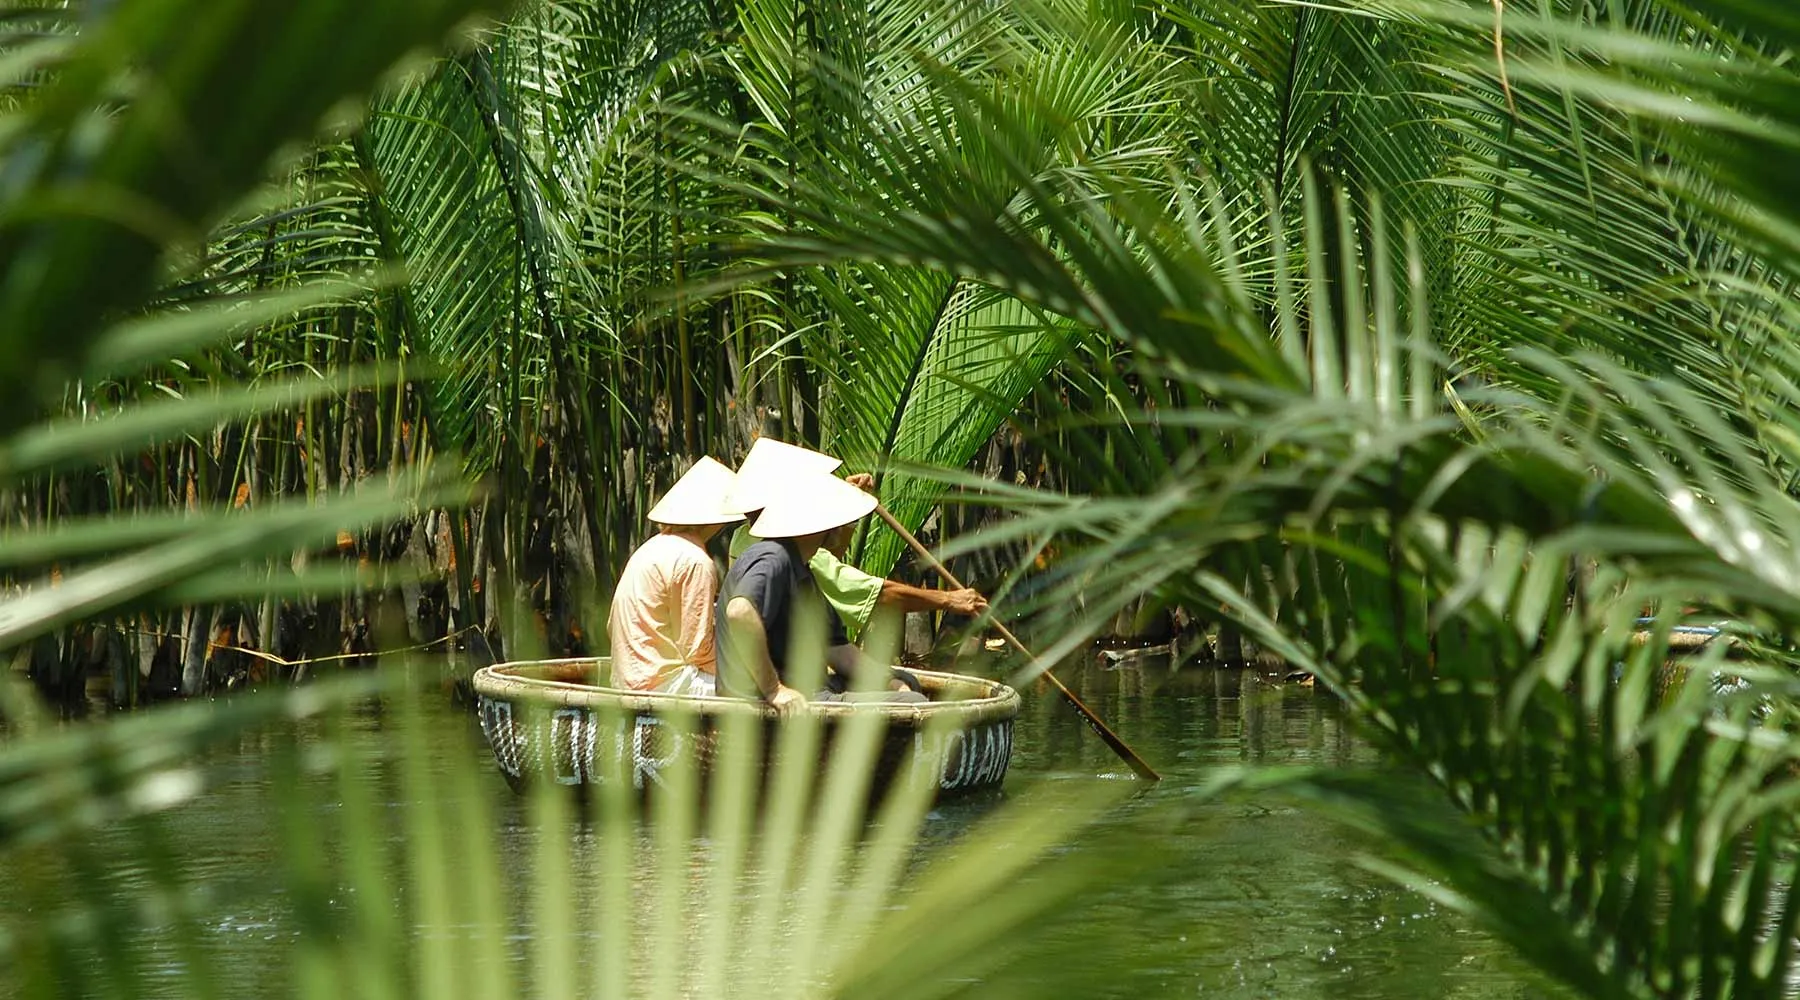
[473,659,1020,800]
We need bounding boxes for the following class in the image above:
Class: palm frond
[0,0,513,437]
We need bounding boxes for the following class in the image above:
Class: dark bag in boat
[823,665,924,695]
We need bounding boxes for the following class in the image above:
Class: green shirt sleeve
[729,525,882,639]
[808,548,884,640]
[728,523,754,559]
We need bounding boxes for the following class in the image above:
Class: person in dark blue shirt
[716,471,923,710]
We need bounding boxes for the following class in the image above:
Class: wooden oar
[874,503,1161,782]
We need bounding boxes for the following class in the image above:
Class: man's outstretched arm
[877,580,988,616]
[837,473,988,619]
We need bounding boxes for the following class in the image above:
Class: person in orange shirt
[607,457,741,695]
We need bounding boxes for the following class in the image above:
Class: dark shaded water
[0,658,1544,998]
[970,661,1542,999]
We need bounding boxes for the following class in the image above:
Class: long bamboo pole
[873,503,1160,781]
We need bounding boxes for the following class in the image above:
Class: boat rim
[473,658,1021,725]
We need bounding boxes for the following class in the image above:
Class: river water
[0,657,1545,999]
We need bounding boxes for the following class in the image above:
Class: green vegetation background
[10,0,1800,997]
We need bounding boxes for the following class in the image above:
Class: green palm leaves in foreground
[696,0,1800,997]
[0,11,1129,1000]
[20,0,1800,998]
[0,667,1121,1000]
[0,0,515,431]
[0,0,515,650]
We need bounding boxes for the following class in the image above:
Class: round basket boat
[472,659,1020,801]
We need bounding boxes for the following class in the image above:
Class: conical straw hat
[749,471,877,538]
[647,456,743,526]
[723,438,843,515]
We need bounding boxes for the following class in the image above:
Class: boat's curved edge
[471,658,1022,726]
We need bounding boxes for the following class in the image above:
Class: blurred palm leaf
[0,667,1124,1000]
[0,0,516,436]
[0,8,1140,996]
[967,204,1800,995]
[26,1,1800,998]
[681,2,1800,995]
[0,0,517,674]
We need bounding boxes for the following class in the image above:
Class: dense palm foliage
[12,0,1800,997]
[3,0,1162,692]
[0,4,1114,998]
[731,2,1800,996]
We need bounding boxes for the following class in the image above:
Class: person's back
[715,471,927,705]
[715,538,829,697]
[730,522,884,640]
[607,455,741,696]
[608,532,720,693]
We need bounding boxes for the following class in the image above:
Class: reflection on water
[962,659,1541,999]
[0,659,1543,999]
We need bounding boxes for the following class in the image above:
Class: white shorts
[653,665,716,697]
